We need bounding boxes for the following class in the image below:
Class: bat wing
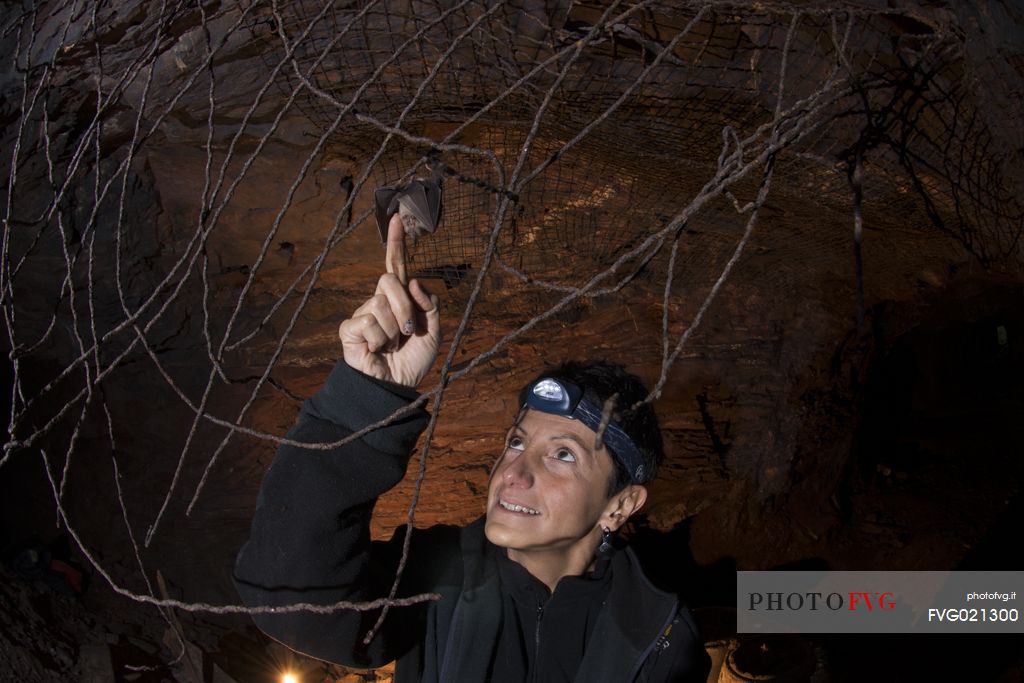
[374,177,443,243]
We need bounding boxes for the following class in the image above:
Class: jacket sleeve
[233,360,433,667]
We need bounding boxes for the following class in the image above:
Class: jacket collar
[573,546,678,682]
[438,517,678,683]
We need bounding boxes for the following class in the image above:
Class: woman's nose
[502,452,535,487]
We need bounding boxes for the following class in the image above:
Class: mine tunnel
[1,0,1023,681]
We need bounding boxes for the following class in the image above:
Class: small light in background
[281,672,299,683]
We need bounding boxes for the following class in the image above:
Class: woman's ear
[603,484,648,532]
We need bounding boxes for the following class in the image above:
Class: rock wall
[2,0,1023,679]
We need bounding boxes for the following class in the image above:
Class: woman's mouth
[499,499,541,515]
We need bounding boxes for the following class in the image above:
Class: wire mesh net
[258,0,1022,319]
[1,0,1021,644]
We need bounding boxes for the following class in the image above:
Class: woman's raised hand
[338,214,441,388]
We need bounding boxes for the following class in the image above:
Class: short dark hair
[521,360,664,496]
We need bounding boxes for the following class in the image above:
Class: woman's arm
[235,214,443,666]
[233,361,432,666]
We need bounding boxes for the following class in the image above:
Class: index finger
[385,213,407,286]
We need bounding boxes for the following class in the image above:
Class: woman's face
[484,408,618,560]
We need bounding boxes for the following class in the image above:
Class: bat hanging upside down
[374,172,443,244]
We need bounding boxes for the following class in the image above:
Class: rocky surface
[2,1,1023,680]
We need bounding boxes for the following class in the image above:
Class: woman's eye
[553,448,576,463]
[507,436,525,450]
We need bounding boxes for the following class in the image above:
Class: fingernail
[402,320,415,335]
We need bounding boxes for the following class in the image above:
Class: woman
[234,216,709,682]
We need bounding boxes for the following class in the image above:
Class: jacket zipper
[627,601,679,681]
[532,603,544,683]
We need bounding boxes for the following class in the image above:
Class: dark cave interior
[2,277,1021,681]
[3,0,1024,681]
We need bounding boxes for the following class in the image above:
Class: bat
[374,173,443,244]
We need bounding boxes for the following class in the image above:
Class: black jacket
[234,361,710,682]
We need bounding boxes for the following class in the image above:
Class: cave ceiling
[1,0,1023,623]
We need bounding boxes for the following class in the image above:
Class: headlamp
[520,377,651,483]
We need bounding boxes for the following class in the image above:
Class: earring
[597,526,614,555]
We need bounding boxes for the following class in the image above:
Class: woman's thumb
[409,279,440,337]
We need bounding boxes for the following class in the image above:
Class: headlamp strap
[522,377,649,483]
